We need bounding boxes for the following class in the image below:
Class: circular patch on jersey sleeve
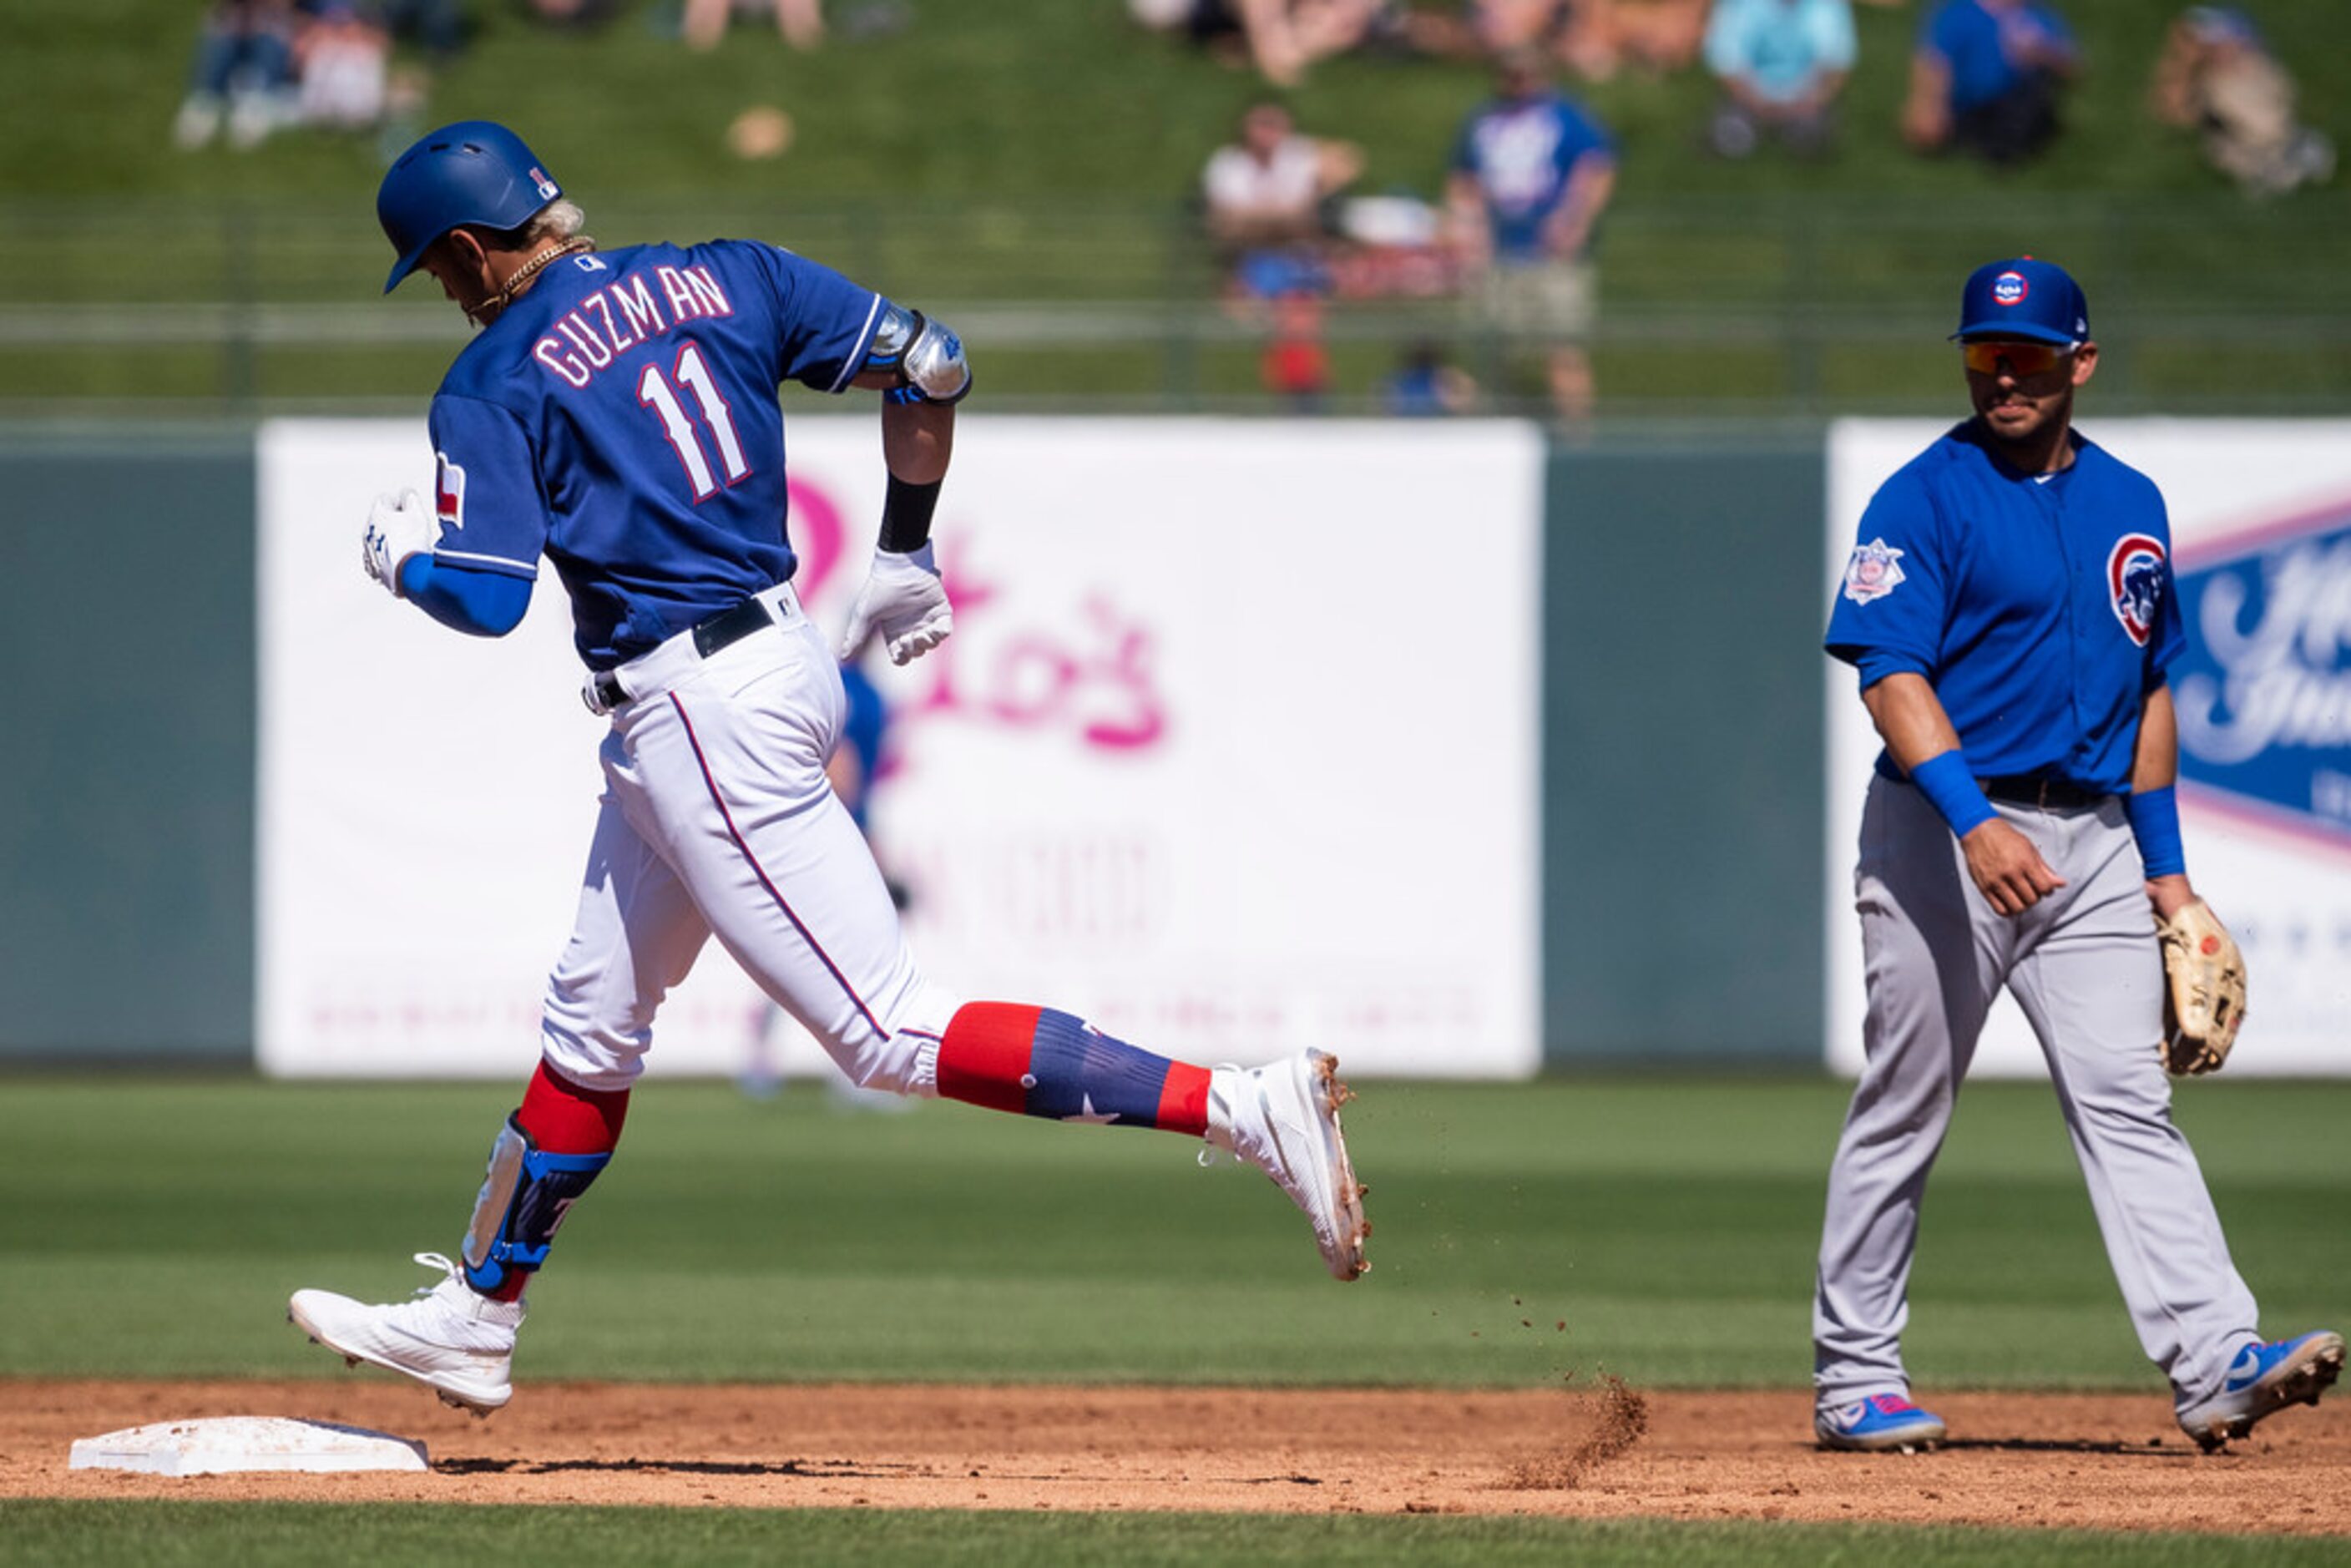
[2107,533,2167,646]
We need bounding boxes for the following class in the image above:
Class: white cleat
[288,1252,523,1415]
[1211,1050,1371,1281]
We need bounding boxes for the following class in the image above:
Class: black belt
[589,595,779,712]
[1977,774,2106,809]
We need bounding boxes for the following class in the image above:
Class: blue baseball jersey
[422,239,887,669]
[1825,422,2186,793]
[1449,92,1615,262]
[1921,0,2073,112]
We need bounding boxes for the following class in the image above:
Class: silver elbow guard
[867,303,971,404]
[903,312,971,403]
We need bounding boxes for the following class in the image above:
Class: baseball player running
[287,123,1369,1414]
[1813,256,2340,1453]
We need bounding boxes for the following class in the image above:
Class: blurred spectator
[1446,48,1617,427]
[1379,339,1480,415]
[1132,0,1391,88]
[1202,102,1364,294]
[685,0,825,51]
[292,0,392,133]
[174,0,300,151]
[1562,0,1711,82]
[1702,0,1855,159]
[1261,291,1332,411]
[1399,0,1573,61]
[379,0,468,61]
[2151,7,2333,195]
[521,0,625,29]
[1472,0,1572,53]
[1903,0,2079,165]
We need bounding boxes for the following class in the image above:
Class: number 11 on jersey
[638,342,749,501]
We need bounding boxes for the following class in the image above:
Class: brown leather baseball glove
[2156,900,2247,1075]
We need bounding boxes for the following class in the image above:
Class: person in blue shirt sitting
[1904,0,2079,165]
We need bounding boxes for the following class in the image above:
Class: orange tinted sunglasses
[1961,341,2072,377]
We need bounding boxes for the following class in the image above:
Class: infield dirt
[3,1379,2343,1535]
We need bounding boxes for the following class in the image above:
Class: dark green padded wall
[1543,435,1827,1064]
[0,427,255,1059]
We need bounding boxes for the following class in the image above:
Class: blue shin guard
[460,1116,610,1295]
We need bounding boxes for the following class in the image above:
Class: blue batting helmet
[377,121,563,294]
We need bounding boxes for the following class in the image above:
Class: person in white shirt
[1201,102,1364,254]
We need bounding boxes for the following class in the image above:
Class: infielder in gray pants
[1813,256,2341,1453]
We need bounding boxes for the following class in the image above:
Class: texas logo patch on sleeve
[434,451,467,529]
[1842,538,1907,605]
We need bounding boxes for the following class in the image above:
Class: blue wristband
[1907,749,1996,837]
[2125,784,2188,879]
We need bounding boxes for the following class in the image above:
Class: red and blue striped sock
[935,1003,1210,1136]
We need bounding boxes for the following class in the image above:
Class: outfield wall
[1542,437,1828,1065]
[5,418,2343,1075]
[0,427,256,1061]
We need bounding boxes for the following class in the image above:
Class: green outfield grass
[0,1076,2341,1391]
[6,1500,2350,1567]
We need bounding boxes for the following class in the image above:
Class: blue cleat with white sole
[2177,1331,2343,1453]
[1817,1393,1948,1452]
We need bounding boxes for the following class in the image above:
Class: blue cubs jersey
[1449,92,1615,262]
[1826,422,2186,793]
[423,239,887,669]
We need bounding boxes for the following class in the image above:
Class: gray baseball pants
[1814,774,2262,1416]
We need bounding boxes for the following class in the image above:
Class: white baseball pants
[535,585,960,1096]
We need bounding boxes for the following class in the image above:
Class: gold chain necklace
[467,236,599,326]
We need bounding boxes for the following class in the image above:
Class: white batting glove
[361,488,438,598]
[837,544,953,665]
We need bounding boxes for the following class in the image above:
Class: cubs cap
[1951,256,2091,346]
[377,121,563,293]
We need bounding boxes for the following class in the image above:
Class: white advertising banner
[1826,418,2351,1078]
[260,417,1544,1080]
